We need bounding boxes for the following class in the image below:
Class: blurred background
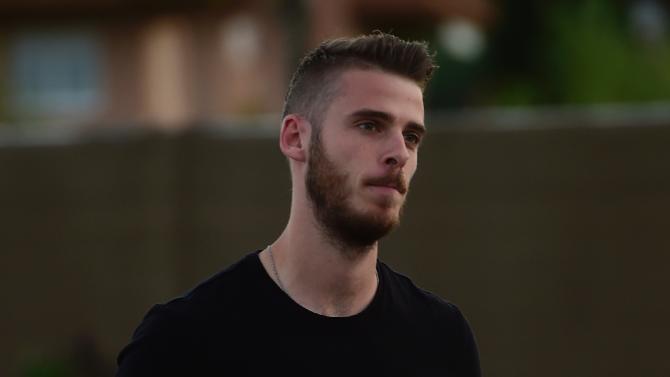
[1,0,669,376]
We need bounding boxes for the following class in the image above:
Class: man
[117,32,480,376]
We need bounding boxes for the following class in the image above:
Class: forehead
[325,68,424,124]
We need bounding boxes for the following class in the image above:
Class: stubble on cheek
[305,133,402,250]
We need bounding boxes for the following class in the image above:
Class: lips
[365,175,407,194]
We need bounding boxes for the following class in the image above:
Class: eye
[404,132,421,147]
[357,121,379,132]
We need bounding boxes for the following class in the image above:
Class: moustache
[364,173,408,195]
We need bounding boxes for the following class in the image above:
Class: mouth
[365,176,407,195]
[368,185,401,196]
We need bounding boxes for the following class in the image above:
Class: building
[0,0,492,131]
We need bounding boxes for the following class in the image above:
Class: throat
[296,269,380,318]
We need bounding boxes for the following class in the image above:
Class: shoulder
[176,251,261,311]
[379,260,461,318]
[116,251,261,375]
[379,261,481,376]
[137,251,259,321]
[378,260,476,344]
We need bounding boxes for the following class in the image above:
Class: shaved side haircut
[282,32,437,128]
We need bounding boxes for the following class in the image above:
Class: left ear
[279,114,309,162]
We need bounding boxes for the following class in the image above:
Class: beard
[305,131,406,252]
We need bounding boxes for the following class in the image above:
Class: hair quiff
[282,32,437,125]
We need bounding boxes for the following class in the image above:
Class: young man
[117,32,480,376]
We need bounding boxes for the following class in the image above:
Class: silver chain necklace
[267,244,286,292]
[267,244,379,294]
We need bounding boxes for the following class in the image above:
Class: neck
[260,205,379,317]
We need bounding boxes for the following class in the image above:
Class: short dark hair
[282,32,437,126]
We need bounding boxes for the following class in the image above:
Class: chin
[369,200,404,220]
[363,206,402,232]
[328,205,401,249]
[371,207,401,223]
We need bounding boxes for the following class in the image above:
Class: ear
[279,114,309,162]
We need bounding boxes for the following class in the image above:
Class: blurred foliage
[427,0,670,108]
[544,0,670,104]
[425,48,486,108]
[21,358,74,377]
[15,335,111,377]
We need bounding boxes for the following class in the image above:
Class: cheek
[405,157,418,181]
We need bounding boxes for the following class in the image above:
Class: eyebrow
[348,108,427,136]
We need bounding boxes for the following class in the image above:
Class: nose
[382,131,410,168]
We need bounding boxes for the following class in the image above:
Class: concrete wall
[1,123,669,376]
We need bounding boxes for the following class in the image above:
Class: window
[9,30,102,116]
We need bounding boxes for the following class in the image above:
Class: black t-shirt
[116,251,480,376]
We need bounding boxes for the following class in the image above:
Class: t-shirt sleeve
[116,304,197,377]
[447,303,482,377]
